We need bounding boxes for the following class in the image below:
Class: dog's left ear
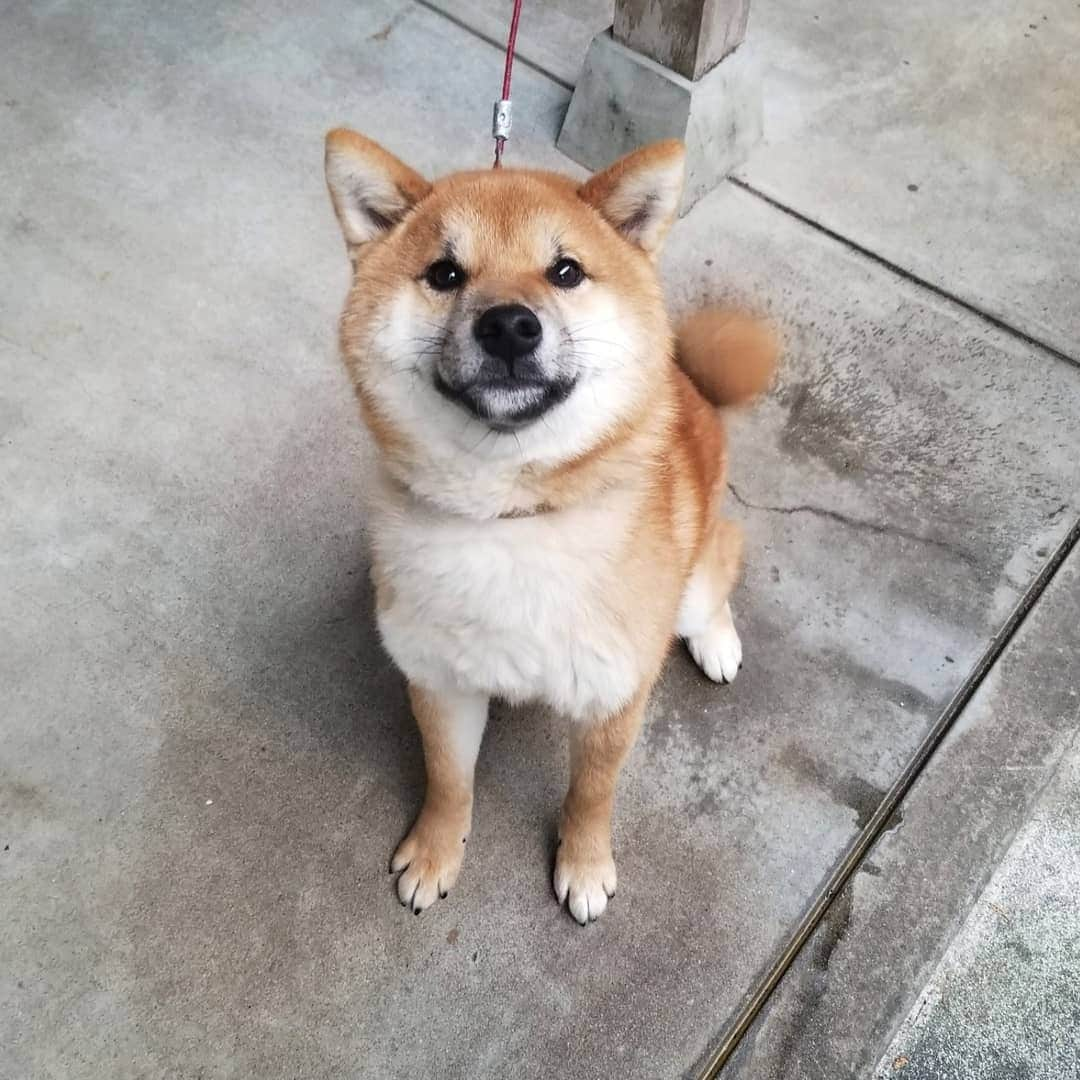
[325,128,432,250]
[579,140,685,257]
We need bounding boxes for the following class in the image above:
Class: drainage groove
[696,514,1080,1079]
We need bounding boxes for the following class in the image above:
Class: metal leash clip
[490,0,522,167]
[492,99,513,141]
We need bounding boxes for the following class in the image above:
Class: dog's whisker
[562,316,623,335]
[564,337,638,358]
[467,424,497,454]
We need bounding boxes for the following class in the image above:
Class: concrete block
[558,28,761,210]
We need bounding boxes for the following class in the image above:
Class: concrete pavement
[2,1,1078,1077]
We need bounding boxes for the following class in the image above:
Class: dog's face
[325,131,684,472]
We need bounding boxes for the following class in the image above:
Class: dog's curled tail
[675,309,779,407]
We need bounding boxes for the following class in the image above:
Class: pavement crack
[728,178,1080,371]
[727,482,980,567]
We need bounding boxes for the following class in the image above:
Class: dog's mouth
[434,373,576,432]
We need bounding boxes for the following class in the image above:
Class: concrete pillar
[614,0,751,80]
[558,0,761,211]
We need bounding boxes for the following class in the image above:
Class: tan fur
[389,684,475,909]
[324,130,775,923]
[676,308,779,407]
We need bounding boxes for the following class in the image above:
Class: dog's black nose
[474,304,542,367]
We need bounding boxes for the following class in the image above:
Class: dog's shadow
[235,556,567,842]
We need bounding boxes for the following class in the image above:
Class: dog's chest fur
[371,484,644,720]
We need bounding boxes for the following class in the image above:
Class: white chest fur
[370,488,643,721]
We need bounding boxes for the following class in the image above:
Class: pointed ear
[324,128,431,249]
[578,140,685,256]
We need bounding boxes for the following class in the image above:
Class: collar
[497,501,557,520]
[382,471,558,521]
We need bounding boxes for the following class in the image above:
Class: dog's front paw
[553,831,617,925]
[391,807,469,914]
[687,617,742,684]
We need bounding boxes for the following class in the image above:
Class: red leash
[492,0,524,167]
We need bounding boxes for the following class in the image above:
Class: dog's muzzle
[435,303,576,430]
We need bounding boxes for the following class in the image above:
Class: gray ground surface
[723,551,1080,1080]
[741,0,1080,359]
[875,741,1080,1080]
[2,1,1078,1078]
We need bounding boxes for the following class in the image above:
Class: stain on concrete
[776,743,900,832]
[0,775,49,817]
[9,213,36,238]
[763,887,857,1079]
[368,10,406,42]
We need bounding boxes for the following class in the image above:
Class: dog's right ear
[579,140,685,258]
[324,128,431,249]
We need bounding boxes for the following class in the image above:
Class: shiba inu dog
[324,129,776,924]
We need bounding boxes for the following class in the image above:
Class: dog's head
[325,130,684,491]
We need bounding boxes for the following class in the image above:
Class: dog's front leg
[391,683,489,913]
[554,692,648,924]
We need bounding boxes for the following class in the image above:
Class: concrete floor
[2,1,1078,1078]
[874,737,1080,1080]
[725,551,1080,1080]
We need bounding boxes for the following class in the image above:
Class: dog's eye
[547,258,585,289]
[425,259,466,292]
